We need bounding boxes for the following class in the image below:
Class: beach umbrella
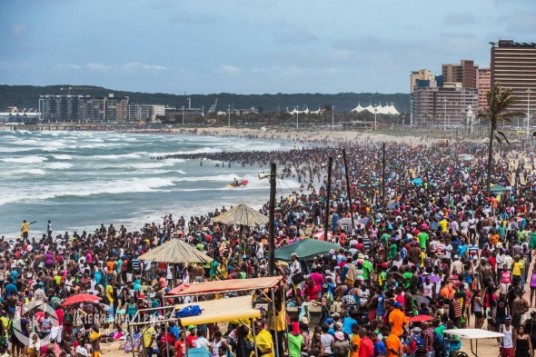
[139,238,213,285]
[412,177,423,186]
[413,295,430,307]
[337,218,353,226]
[490,184,510,193]
[212,203,269,262]
[312,231,333,241]
[275,239,341,261]
[358,217,370,225]
[212,203,269,226]
[408,314,434,323]
[139,238,213,265]
[62,293,101,307]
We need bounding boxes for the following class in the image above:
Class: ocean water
[0,130,299,238]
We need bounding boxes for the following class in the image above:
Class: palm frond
[496,131,510,145]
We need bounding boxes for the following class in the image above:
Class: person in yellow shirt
[105,284,114,306]
[512,255,524,286]
[143,325,156,357]
[254,320,274,357]
[438,218,448,233]
[89,325,101,357]
[21,220,30,239]
[388,302,408,337]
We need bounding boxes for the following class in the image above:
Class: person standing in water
[21,220,30,240]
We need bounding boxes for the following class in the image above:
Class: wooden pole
[268,163,277,276]
[271,288,280,357]
[382,143,386,206]
[342,149,355,231]
[324,157,333,241]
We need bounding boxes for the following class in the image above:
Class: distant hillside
[0,85,410,113]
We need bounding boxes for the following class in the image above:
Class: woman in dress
[515,326,533,357]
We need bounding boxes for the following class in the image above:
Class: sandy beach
[187,127,444,146]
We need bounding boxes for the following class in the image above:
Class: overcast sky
[1,0,535,94]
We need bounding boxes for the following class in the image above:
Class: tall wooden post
[382,143,386,206]
[342,150,355,230]
[268,163,277,276]
[324,157,333,241]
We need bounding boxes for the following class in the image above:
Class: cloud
[12,24,28,37]
[86,62,110,71]
[275,30,318,45]
[169,12,215,24]
[252,65,345,76]
[215,65,242,75]
[123,62,168,71]
[504,11,536,34]
[55,62,109,71]
[329,50,351,61]
[443,12,476,26]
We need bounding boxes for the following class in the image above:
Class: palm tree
[478,84,520,195]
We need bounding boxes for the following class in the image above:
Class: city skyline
[1,0,535,95]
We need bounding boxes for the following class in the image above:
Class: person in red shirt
[358,328,374,357]
[174,335,186,357]
[304,279,320,302]
[185,326,198,348]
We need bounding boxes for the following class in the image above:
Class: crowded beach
[2,129,536,357]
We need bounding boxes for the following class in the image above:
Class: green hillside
[0,85,410,113]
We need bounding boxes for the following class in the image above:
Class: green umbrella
[490,184,510,193]
[275,239,341,261]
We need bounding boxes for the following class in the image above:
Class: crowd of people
[1,138,536,357]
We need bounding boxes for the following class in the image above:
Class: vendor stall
[444,328,504,357]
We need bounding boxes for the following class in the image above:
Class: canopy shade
[490,184,510,193]
[275,239,341,261]
[139,238,213,264]
[62,293,101,307]
[176,295,260,326]
[408,315,434,323]
[168,276,282,296]
[212,203,268,226]
[444,328,504,339]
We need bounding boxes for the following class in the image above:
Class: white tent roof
[351,104,364,112]
[352,103,399,115]
[375,105,388,114]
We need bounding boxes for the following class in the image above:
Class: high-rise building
[491,40,536,115]
[410,69,434,93]
[442,60,477,88]
[476,68,491,110]
[39,95,84,122]
[39,94,129,122]
[412,86,478,127]
[128,104,166,121]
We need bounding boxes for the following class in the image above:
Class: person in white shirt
[444,242,453,259]
[195,330,210,350]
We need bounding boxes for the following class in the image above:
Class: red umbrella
[408,315,434,323]
[312,231,333,241]
[62,293,101,307]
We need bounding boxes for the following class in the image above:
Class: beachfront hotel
[491,40,536,116]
